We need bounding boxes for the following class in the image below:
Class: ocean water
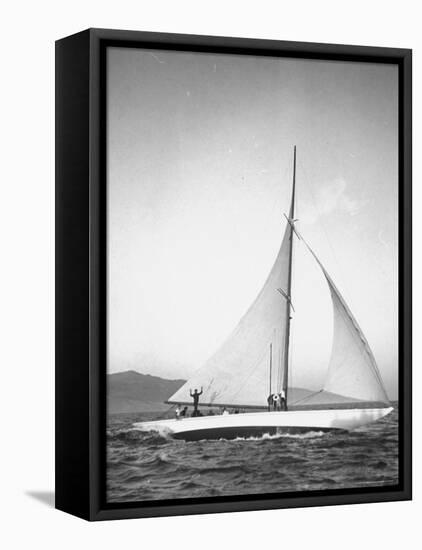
[107,404,398,503]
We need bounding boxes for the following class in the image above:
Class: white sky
[107,47,398,399]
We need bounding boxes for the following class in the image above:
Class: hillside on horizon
[107,370,186,414]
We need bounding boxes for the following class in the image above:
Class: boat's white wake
[220,430,327,442]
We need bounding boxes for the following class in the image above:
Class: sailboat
[134,147,393,440]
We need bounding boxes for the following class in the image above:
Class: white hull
[133,407,393,441]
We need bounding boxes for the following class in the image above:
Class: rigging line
[301,162,352,307]
[302,165,333,265]
[287,314,294,393]
[277,332,285,393]
[276,317,294,394]
[282,204,297,396]
[270,328,277,396]
[269,341,273,396]
[289,389,324,406]
[227,341,272,401]
[287,214,296,395]
[157,403,179,421]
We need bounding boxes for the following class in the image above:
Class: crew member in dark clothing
[190,387,203,417]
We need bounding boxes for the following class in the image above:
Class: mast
[168,147,299,410]
[282,145,296,408]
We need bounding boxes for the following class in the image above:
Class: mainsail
[168,222,293,409]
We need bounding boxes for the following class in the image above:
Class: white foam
[220,430,326,442]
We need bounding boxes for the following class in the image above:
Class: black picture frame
[55,28,412,521]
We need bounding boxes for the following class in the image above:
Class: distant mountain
[107,370,185,414]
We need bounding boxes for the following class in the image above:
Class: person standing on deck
[189,387,203,417]
[279,390,287,411]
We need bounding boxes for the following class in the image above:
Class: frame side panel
[400,50,412,499]
[55,30,91,520]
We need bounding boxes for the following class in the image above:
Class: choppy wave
[107,405,399,503]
